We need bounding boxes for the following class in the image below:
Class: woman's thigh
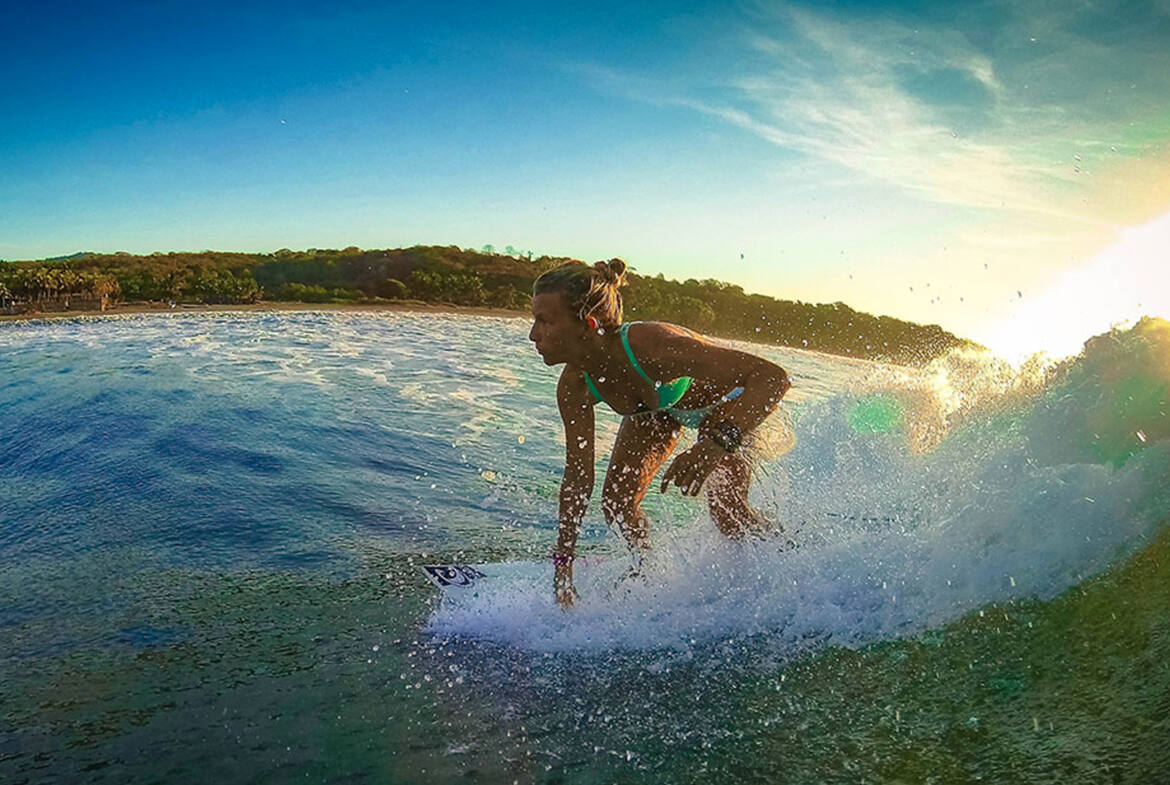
[602,412,682,514]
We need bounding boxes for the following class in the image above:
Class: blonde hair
[532,259,628,328]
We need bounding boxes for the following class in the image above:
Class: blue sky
[4,0,1170,356]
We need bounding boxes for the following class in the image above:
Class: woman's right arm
[554,366,595,607]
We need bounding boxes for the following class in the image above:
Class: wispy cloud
[573,1,1170,227]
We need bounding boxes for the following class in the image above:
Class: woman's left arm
[655,334,791,495]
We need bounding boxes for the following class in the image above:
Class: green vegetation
[1,246,976,363]
[0,265,119,311]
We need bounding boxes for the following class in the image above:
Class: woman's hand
[660,439,726,496]
[554,560,578,609]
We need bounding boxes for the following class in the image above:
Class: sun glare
[983,210,1170,363]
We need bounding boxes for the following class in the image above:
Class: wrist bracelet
[706,419,744,453]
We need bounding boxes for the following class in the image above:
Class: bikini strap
[581,370,603,403]
[619,322,658,388]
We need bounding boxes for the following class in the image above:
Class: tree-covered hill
[1,246,979,364]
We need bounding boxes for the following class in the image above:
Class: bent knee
[601,496,640,529]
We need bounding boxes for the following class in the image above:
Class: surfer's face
[529,293,583,365]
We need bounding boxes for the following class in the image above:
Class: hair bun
[593,258,628,288]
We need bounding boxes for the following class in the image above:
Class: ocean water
[1,311,1168,783]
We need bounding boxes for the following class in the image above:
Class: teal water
[2,311,1167,783]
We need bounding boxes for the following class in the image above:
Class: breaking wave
[428,319,1170,653]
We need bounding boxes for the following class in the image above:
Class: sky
[3,0,1169,359]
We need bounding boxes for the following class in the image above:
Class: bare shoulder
[556,365,593,410]
[625,321,709,354]
[557,363,587,391]
[626,321,779,384]
[625,321,725,363]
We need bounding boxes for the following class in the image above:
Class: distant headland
[0,246,978,364]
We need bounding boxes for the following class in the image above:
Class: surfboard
[421,557,617,593]
[420,564,488,589]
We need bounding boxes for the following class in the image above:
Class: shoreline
[0,299,906,367]
[0,300,530,324]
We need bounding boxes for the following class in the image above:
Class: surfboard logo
[422,564,487,589]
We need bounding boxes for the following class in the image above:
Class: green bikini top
[582,322,693,413]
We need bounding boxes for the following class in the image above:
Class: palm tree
[91,275,119,311]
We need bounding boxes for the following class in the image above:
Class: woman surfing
[528,259,792,608]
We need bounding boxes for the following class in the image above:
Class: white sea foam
[428,436,1166,653]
